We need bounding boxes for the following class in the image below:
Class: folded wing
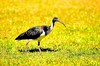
[15,27,43,40]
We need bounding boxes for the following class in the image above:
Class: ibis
[15,17,66,52]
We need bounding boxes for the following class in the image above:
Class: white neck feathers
[50,22,54,30]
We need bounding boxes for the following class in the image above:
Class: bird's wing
[15,26,43,40]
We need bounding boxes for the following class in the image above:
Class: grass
[0,0,100,66]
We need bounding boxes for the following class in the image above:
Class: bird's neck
[50,22,55,30]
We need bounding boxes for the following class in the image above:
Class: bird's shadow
[19,48,58,52]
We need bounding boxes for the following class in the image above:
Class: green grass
[0,0,100,66]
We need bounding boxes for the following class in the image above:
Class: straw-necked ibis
[15,17,66,52]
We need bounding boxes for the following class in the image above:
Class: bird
[15,17,66,52]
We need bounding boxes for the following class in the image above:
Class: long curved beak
[57,20,66,27]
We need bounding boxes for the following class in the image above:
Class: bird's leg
[25,40,31,52]
[38,41,41,52]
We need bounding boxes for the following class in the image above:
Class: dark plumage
[16,26,44,40]
[15,17,66,52]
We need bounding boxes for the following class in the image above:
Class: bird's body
[15,25,50,41]
[15,17,66,52]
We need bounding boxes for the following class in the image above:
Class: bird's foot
[25,49,28,52]
[39,47,41,52]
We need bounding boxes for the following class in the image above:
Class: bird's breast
[40,30,45,36]
[36,30,46,41]
[36,35,46,41]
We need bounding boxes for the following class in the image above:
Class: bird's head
[52,17,66,27]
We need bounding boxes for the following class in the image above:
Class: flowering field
[0,0,100,66]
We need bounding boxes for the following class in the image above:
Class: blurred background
[0,0,100,66]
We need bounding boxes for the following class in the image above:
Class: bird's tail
[15,32,26,40]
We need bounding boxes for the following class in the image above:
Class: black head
[52,17,66,27]
[52,17,59,23]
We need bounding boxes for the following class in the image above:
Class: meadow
[0,0,100,66]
